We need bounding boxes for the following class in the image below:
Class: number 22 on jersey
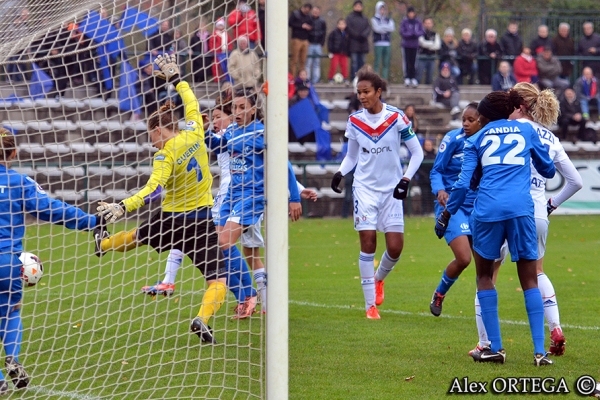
[481,134,526,166]
[186,157,204,182]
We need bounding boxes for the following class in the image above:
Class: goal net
[0,0,273,398]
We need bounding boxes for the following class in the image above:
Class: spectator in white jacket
[371,1,394,80]
[418,17,441,84]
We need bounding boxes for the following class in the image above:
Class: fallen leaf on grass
[405,375,415,381]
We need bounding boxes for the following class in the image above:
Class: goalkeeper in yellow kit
[94,54,224,344]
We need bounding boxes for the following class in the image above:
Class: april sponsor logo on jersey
[176,142,201,165]
[362,146,392,155]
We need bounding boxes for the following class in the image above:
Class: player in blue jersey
[428,103,482,316]
[331,70,424,319]
[0,132,99,393]
[469,83,582,359]
[435,90,556,366]
[210,89,303,314]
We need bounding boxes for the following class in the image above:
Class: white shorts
[496,218,549,263]
[241,213,264,248]
[352,186,404,233]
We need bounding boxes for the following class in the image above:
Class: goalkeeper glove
[153,54,180,84]
[434,211,450,239]
[393,178,410,200]
[547,198,557,216]
[97,201,126,223]
[331,171,343,193]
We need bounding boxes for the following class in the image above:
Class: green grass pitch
[15,215,600,399]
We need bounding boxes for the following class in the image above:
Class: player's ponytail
[532,90,560,127]
[0,129,16,162]
[147,100,179,132]
[511,82,559,128]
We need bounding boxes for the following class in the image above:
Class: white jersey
[520,119,569,221]
[345,104,415,192]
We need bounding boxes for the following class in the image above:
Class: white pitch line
[289,300,600,331]
[27,385,102,400]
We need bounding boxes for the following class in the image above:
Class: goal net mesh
[0,0,265,398]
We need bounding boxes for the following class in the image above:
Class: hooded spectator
[400,6,424,87]
[371,1,394,80]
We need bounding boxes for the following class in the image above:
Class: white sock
[475,292,490,347]
[538,273,560,331]
[374,251,399,282]
[254,268,267,311]
[163,249,184,284]
[359,252,376,310]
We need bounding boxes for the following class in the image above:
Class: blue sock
[477,289,502,352]
[223,247,245,303]
[435,270,458,295]
[0,309,22,362]
[524,288,545,355]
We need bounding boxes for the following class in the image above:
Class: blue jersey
[430,128,476,207]
[213,121,265,200]
[0,165,97,253]
[446,119,555,222]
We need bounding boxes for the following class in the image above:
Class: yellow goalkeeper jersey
[122,81,213,213]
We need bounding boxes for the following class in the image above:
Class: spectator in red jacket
[227,0,261,48]
[208,18,233,82]
[513,47,538,83]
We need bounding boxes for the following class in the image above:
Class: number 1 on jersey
[186,157,203,182]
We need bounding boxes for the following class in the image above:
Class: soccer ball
[333,73,344,84]
[20,252,43,286]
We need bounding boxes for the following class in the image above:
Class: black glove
[547,198,557,216]
[434,211,450,239]
[331,171,343,193]
[393,178,410,200]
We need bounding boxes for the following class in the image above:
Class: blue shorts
[0,252,23,317]
[218,194,265,227]
[435,201,472,245]
[471,216,537,262]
